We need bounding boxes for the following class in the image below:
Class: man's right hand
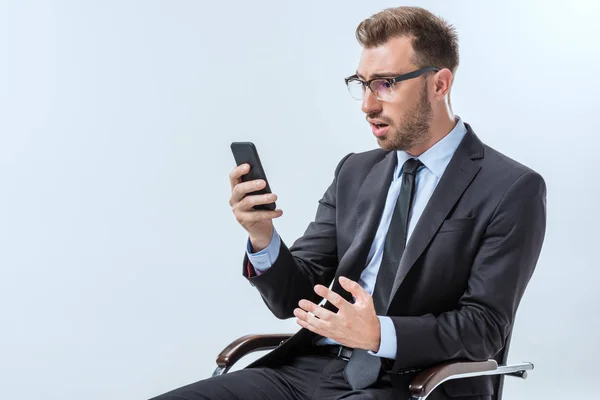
[229,163,284,252]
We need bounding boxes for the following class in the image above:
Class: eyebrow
[355,71,405,80]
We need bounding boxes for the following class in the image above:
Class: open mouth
[371,122,390,137]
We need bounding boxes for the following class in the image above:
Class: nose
[361,87,382,115]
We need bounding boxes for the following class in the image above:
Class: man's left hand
[293,276,381,352]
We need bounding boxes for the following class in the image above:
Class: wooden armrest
[409,359,498,398]
[215,334,293,370]
[408,359,534,398]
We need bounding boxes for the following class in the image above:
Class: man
[153,6,546,400]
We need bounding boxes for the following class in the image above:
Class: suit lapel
[385,128,484,312]
[330,151,397,302]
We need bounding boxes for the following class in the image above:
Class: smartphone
[230,142,276,211]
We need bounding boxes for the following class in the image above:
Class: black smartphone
[230,142,276,211]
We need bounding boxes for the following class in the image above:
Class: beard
[376,82,432,152]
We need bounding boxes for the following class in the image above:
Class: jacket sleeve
[242,153,354,319]
[388,171,547,373]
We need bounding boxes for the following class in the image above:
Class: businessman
[153,6,546,400]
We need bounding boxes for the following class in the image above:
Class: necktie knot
[402,158,422,175]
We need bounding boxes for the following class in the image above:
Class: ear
[432,68,453,100]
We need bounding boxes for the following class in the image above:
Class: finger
[229,164,250,190]
[235,209,283,224]
[293,308,327,331]
[338,277,369,303]
[296,317,320,335]
[230,179,267,204]
[314,284,351,311]
[237,193,278,211]
[298,299,335,321]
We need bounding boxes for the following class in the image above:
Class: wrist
[369,316,382,352]
[249,226,274,252]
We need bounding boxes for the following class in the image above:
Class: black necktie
[344,158,422,390]
[372,157,422,313]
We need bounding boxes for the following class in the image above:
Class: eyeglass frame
[344,66,441,100]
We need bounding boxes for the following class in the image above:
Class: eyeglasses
[344,67,440,101]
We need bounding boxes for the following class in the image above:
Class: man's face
[356,36,432,152]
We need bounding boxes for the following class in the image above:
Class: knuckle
[250,197,262,208]
[242,183,253,195]
[237,196,249,207]
[251,212,265,222]
[232,209,244,221]
[241,182,252,194]
[239,197,252,209]
[254,194,267,205]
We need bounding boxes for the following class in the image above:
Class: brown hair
[355,7,459,75]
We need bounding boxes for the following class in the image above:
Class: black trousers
[150,350,394,400]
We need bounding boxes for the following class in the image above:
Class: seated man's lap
[149,353,394,400]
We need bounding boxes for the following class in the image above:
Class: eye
[372,79,392,92]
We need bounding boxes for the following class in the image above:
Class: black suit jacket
[241,124,547,400]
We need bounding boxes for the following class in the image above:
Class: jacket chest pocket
[437,217,474,233]
[422,217,477,286]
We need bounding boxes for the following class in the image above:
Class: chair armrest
[408,359,534,399]
[213,334,293,376]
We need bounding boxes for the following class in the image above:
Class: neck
[406,112,457,157]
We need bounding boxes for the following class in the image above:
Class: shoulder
[334,148,389,177]
[468,139,546,218]
[479,143,545,189]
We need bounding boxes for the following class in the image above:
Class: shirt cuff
[246,228,281,275]
[368,316,397,359]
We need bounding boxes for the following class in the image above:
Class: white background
[1,0,598,399]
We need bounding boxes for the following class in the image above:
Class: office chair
[211,332,532,400]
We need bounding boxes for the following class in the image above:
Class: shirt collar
[396,116,468,179]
